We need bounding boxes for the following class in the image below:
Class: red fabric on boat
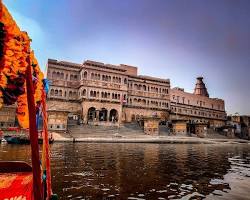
[0,172,33,200]
[26,52,42,199]
[41,90,52,199]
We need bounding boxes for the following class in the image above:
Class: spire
[194,77,209,97]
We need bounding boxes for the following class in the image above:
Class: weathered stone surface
[45,58,226,133]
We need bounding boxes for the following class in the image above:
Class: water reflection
[0,143,249,200]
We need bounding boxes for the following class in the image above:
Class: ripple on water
[1,143,250,200]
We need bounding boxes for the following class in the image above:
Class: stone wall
[47,100,81,113]
[123,107,168,122]
[0,105,16,128]
[48,111,68,131]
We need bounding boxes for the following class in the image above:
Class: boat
[0,161,33,199]
[4,135,54,144]
[4,135,30,144]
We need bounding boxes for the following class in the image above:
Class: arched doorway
[88,107,96,121]
[99,108,108,121]
[109,109,118,122]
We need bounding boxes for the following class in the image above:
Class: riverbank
[52,132,250,144]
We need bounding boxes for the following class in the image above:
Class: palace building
[46,59,171,131]
[45,59,226,132]
[170,77,226,134]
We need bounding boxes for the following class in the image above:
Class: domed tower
[193,77,209,97]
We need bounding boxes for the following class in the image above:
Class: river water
[0,143,250,200]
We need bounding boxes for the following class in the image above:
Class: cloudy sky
[3,0,250,115]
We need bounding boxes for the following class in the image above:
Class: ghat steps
[67,122,145,138]
[66,124,229,139]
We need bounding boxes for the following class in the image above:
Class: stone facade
[46,59,171,131]
[0,105,16,129]
[0,59,227,134]
[170,77,226,128]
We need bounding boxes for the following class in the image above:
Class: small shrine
[143,116,161,136]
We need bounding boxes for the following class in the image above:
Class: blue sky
[3,0,250,115]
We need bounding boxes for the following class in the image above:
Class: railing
[128,90,169,99]
[79,80,127,90]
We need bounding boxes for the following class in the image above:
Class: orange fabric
[0,5,29,109]
[0,172,33,200]
[0,3,44,128]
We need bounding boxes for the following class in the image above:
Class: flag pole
[26,42,43,200]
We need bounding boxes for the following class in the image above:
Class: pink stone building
[45,59,226,132]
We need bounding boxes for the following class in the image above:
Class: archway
[109,109,118,122]
[88,107,96,121]
[99,108,108,121]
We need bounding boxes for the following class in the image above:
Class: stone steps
[206,128,228,139]
[68,123,144,135]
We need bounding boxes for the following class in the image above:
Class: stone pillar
[118,105,122,126]
[107,110,110,122]
[96,110,99,121]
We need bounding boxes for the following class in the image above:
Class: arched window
[69,91,72,97]
[84,71,87,79]
[82,89,86,96]
[59,90,62,96]
[55,90,58,96]
[50,89,54,96]
[124,78,127,84]
[52,72,56,78]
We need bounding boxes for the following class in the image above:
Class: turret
[193,77,209,97]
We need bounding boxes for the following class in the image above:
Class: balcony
[79,79,127,90]
[128,90,169,99]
